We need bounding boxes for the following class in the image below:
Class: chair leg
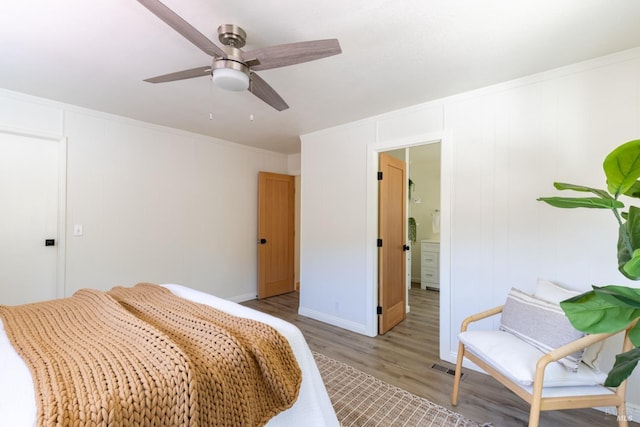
[616,403,629,427]
[451,342,465,406]
[528,377,544,427]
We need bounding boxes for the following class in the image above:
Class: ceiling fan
[137,0,342,111]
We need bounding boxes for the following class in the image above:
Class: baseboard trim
[595,403,640,423]
[227,292,258,303]
[624,403,640,423]
[298,306,371,336]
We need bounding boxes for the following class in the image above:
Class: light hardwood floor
[242,285,634,427]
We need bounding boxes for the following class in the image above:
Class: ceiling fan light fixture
[212,64,249,92]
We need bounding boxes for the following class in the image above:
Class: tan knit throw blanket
[0,283,301,427]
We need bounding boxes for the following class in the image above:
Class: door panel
[0,133,59,305]
[258,172,295,299]
[378,152,407,334]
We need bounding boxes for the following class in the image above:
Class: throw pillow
[500,287,586,371]
[534,279,604,371]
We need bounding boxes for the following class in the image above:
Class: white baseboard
[627,403,640,423]
[227,292,258,303]
[298,305,371,336]
[625,403,640,423]
[595,403,640,424]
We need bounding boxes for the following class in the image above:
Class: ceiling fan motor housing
[217,24,247,48]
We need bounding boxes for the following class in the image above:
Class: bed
[0,283,339,427]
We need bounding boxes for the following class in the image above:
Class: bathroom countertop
[421,238,440,244]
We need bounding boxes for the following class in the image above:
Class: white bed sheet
[0,284,339,427]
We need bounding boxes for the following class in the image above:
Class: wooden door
[257,172,295,299]
[0,133,59,305]
[378,152,407,334]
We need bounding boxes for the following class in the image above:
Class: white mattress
[0,284,339,427]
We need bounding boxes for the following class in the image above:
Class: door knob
[403,244,410,251]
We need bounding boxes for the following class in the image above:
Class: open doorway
[407,143,441,292]
[380,143,441,334]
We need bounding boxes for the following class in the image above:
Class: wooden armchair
[451,300,635,427]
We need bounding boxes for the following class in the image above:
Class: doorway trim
[0,126,67,300]
[366,130,452,361]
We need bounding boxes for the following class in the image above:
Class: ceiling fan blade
[144,66,211,83]
[137,0,226,58]
[249,72,289,111]
[244,39,341,71]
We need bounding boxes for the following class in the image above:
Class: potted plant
[538,138,640,386]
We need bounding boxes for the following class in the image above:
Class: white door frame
[365,130,453,363]
[0,127,67,299]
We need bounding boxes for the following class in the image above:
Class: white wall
[300,47,640,409]
[0,89,289,302]
[299,122,377,334]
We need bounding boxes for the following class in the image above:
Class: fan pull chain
[209,75,214,120]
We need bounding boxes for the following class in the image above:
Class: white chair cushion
[459,330,607,387]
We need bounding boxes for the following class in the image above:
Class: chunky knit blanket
[0,283,301,427]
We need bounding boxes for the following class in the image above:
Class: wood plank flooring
[242,285,632,427]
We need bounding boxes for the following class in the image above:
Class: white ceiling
[2,0,640,154]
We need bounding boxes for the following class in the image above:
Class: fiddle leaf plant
[538,138,640,386]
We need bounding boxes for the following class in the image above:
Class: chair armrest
[544,332,616,363]
[541,318,638,365]
[533,319,639,386]
[460,305,504,332]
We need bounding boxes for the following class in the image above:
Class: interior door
[378,152,407,334]
[0,132,59,305]
[257,172,295,299]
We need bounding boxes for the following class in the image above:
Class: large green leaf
[604,347,640,387]
[536,197,624,209]
[624,180,640,199]
[618,206,640,279]
[593,285,640,308]
[604,139,640,197]
[552,182,614,199]
[593,285,640,347]
[560,290,640,333]
[629,322,640,347]
[618,222,633,278]
[623,250,640,279]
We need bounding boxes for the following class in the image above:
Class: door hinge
[377,306,382,315]
[377,171,383,180]
[377,238,383,247]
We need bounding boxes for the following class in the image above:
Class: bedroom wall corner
[299,102,445,337]
[62,109,289,300]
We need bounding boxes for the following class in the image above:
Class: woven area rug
[313,352,485,427]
